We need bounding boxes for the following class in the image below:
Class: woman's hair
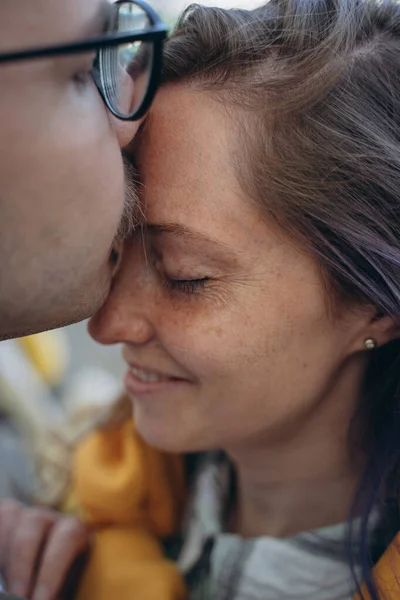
[161,0,400,596]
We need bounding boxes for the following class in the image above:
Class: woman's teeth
[131,366,170,383]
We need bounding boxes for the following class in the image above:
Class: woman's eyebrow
[146,222,237,260]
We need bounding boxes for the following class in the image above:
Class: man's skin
[0,0,140,341]
[0,0,143,597]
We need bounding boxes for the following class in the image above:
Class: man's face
[0,0,139,340]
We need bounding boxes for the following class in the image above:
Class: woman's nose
[88,259,155,347]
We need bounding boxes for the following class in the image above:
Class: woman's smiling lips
[124,361,191,396]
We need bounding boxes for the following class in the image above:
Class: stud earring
[364,338,377,350]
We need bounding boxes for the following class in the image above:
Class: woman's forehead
[135,87,275,254]
[138,87,236,178]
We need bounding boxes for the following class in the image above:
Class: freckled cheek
[159,309,262,382]
[158,311,231,377]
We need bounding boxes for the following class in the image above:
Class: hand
[0,500,90,600]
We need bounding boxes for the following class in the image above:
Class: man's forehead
[0,0,112,50]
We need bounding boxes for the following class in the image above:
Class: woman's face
[89,86,370,453]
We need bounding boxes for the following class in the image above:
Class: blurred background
[153,0,262,24]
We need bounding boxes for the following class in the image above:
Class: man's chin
[0,284,109,341]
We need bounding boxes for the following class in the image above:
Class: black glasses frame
[0,0,168,121]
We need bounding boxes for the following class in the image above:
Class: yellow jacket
[73,419,400,600]
[73,420,187,600]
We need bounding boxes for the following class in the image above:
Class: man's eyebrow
[84,1,115,37]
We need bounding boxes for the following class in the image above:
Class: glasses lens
[98,2,154,118]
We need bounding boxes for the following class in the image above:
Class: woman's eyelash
[162,277,210,296]
[151,253,211,296]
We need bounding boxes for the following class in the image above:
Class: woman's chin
[133,408,195,453]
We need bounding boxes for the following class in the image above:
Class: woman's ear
[364,310,400,349]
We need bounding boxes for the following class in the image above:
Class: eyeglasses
[0,0,168,121]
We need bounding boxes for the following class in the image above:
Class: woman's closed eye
[149,243,212,297]
[149,240,215,298]
[162,276,211,296]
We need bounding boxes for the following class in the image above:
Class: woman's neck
[230,454,361,538]
[226,360,367,538]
